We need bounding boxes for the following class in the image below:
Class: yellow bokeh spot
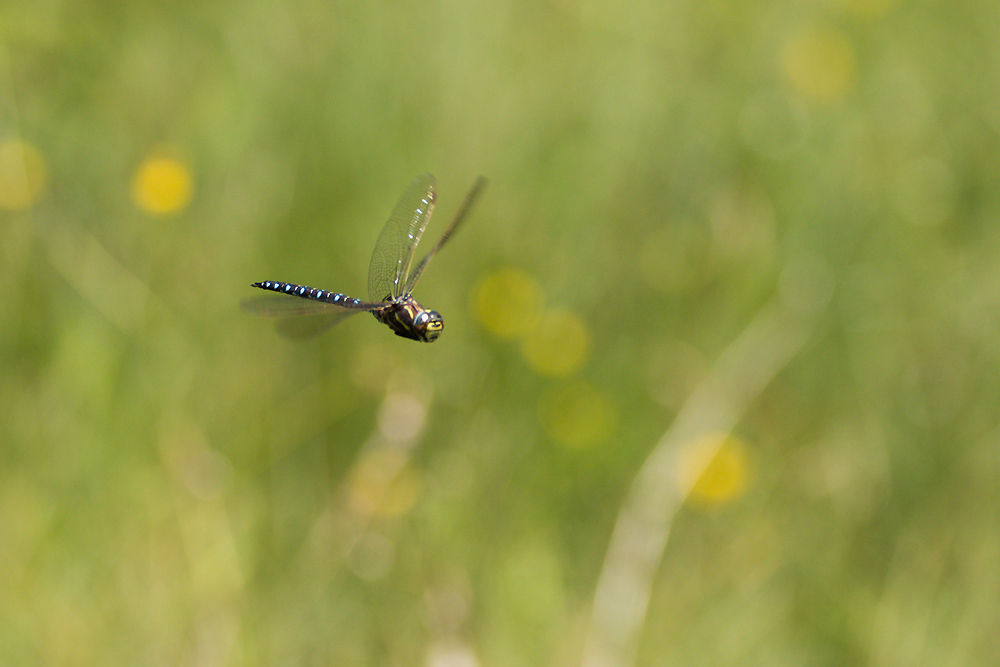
[472,267,542,339]
[539,382,616,448]
[131,155,193,215]
[0,139,48,210]
[347,448,422,517]
[678,432,754,507]
[522,309,590,377]
[782,26,856,106]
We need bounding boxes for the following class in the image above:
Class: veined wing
[240,294,362,339]
[240,294,366,318]
[242,282,386,339]
[367,173,436,303]
[404,176,487,295]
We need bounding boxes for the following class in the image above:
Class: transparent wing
[367,173,436,303]
[273,312,360,339]
[240,294,366,317]
[241,295,365,338]
[404,176,486,294]
[241,282,389,338]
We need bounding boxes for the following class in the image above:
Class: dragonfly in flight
[244,174,486,342]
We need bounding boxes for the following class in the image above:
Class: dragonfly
[244,173,486,342]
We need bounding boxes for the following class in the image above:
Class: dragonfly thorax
[374,296,444,342]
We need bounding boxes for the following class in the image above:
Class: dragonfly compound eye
[419,311,444,341]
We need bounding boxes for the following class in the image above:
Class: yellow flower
[131,154,193,215]
[472,267,542,339]
[782,26,856,106]
[678,432,754,507]
[0,139,47,210]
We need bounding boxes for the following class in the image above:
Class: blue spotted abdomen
[251,281,369,309]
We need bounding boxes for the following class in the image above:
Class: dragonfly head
[415,310,444,342]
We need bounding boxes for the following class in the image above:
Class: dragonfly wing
[272,312,359,339]
[367,173,436,302]
[404,176,486,294]
[240,294,362,317]
[240,295,363,338]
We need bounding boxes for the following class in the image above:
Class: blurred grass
[2,0,1000,665]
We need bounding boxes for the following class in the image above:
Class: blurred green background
[2,0,1000,665]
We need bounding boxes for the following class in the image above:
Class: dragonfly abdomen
[252,281,367,308]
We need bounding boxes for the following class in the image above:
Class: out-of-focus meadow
[2,0,999,665]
